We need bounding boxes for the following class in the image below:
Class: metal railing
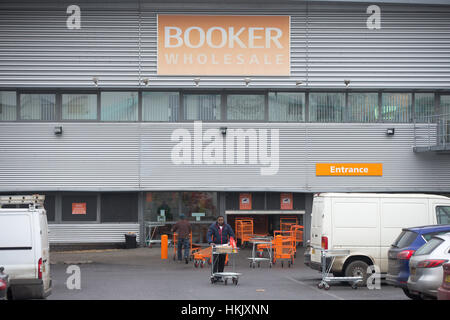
[413,113,450,150]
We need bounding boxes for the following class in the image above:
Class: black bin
[124,233,137,249]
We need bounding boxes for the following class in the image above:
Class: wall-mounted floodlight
[244,78,251,87]
[344,79,351,87]
[386,128,395,136]
[194,78,200,87]
[54,126,63,135]
[296,80,303,87]
[92,77,98,87]
[220,127,227,135]
[142,78,149,86]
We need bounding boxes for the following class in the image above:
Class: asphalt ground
[47,246,408,300]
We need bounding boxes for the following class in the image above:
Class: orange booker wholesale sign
[157,15,290,76]
[316,163,383,176]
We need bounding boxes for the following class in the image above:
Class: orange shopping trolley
[193,246,229,268]
[272,231,295,268]
[280,216,298,232]
[235,218,254,248]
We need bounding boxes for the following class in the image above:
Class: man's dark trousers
[177,238,190,260]
[213,253,226,273]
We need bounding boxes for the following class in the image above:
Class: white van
[0,195,52,299]
[304,193,450,281]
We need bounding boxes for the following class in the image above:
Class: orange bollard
[161,234,168,260]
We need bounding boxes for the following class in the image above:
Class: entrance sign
[316,163,383,176]
[157,15,290,76]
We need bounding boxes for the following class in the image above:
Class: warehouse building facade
[1,0,450,245]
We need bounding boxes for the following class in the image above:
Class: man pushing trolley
[207,216,241,285]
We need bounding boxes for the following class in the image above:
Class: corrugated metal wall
[0,0,449,88]
[48,223,140,243]
[0,123,140,190]
[1,122,449,192]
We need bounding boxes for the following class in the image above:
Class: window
[347,93,379,123]
[142,92,179,121]
[62,94,97,120]
[62,194,97,222]
[227,94,265,121]
[0,91,16,121]
[414,237,444,256]
[382,93,412,123]
[101,92,138,121]
[392,231,418,248]
[20,94,55,120]
[184,94,221,121]
[269,92,305,122]
[44,195,56,222]
[423,231,450,242]
[441,95,450,115]
[414,93,435,123]
[101,193,138,222]
[181,192,218,220]
[309,93,345,122]
[436,206,450,224]
[144,192,180,222]
[440,96,450,144]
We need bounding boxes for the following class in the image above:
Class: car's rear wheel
[402,288,422,300]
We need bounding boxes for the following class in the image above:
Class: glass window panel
[20,94,55,120]
[347,93,379,123]
[227,94,265,121]
[61,194,97,222]
[439,96,450,145]
[184,94,221,121]
[101,92,138,121]
[269,92,305,122]
[414,93,435,123]
[382,93,412,123]
[441,95,450,116]
[0,91,16,121]
[62,94,97,120]
[309,93,345,122]
[101,193,138,222]
[181,192,218,221]
[142,91,179,121]
[144,192,180,222]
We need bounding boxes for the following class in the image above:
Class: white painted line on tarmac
[285,276,344,300]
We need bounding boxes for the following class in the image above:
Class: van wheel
[344,260,370,287]
[402,288,423,300]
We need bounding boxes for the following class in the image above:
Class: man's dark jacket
[206,222,235,245]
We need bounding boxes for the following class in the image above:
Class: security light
[92,77,98,87]
[386,128,395,136]
[142,78,149,86]
[194,78,200,87]
[220,127,227,135]
[54,126,63,135]
[344,79,351,87]
[296,80,302,86]
[244,78,251,87]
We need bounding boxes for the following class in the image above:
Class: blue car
[386,224,450,299]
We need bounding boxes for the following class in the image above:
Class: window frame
[18,90,58,122]
[100,90,140,123]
